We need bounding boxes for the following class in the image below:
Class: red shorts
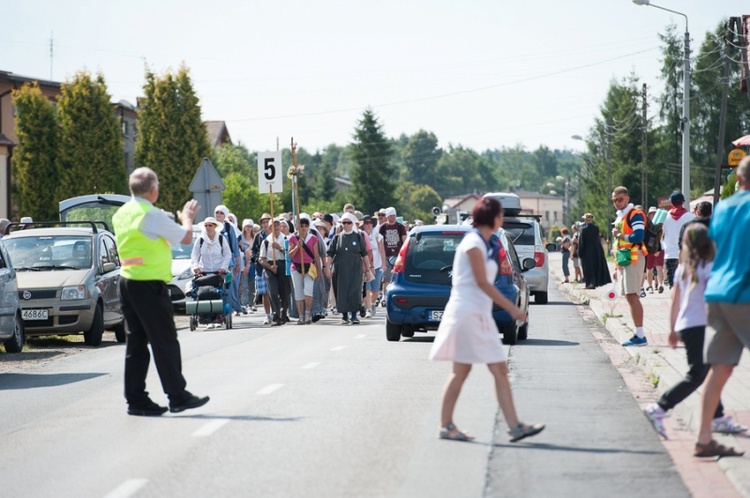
[646,250,664,270]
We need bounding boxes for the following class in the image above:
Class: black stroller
[186,272,233,330]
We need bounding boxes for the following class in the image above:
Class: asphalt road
[0,287,688,497]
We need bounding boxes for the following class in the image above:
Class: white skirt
[428,302,506,364]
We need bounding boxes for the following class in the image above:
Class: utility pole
[713,21,733,206]
[737,16,750,103]
[641,83,648,207]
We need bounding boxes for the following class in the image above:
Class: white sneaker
[365,309,372,319]
[643,403,668,439]
[712,416,749,434]
[262,317,271,325]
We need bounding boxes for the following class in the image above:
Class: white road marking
[192,419,230,437]
[331,346,347,351]
[256,383,284,395]
[103,479,148,498]
[301,362,321,369]
[355,334,366,339]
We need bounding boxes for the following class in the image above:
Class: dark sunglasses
[341,221,353,225]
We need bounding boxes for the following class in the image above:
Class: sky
[3,0,747,155]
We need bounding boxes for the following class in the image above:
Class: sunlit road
[1,288,688,497]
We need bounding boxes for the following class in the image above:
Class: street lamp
[633,0,690,198]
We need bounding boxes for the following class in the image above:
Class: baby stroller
[187,271,233,330]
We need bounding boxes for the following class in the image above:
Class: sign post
[258,151,283,262]
[188,157,225,221]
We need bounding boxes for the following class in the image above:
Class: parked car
[483,192,554,305]
[0,239,24,352]
[3,222,126,346]
[169,226,201,312]
[385,224,535,344]
[60,194,199,312]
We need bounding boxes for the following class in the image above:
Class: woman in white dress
[429,197,545,442]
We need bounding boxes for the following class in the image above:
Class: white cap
[385,207,397,217]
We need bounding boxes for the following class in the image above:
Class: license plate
[22,309,48,320]
[429,310,444,321]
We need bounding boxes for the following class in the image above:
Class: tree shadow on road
[517,338,579,347]
[491,441,661,455]
[171,414,304,422]
[0,372,106,390]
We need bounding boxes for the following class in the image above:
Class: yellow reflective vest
[113,200,173,282]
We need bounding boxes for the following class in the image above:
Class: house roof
[0,70,61,90]
[443,193,481,208]
[205,120,232,147]
[0,133,14,146]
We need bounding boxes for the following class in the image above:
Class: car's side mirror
[102,261,117,273]
[545,243,556,252]
[522,258,536,271]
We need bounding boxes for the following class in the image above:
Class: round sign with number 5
[257,151,283,194]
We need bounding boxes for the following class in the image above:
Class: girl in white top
[429,198,544,443]
[190,217,231,274]
[643,223,747,438]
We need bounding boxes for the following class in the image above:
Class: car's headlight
[178,268,193,280]
[61,286,87,300]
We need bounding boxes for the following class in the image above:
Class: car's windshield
[503,223,535,246]
[5,235,93,270]
[171,231,199,260]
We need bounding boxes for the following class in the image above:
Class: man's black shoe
[128,400,168,417]
[311,314,322,323]
[169,394,210,413]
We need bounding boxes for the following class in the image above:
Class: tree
[221,172,280,223]
[214,142,255,178]
[57,70,126,198]
[350,109,396,213]
[11,82,59,221]
[136,64,212,214]
[313,144,339,201]
[400,130,442,185]
[691,22,750,194]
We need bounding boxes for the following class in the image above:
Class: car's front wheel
[386,320,401,342]
[84,305,105,346]
[501,323,518,345]
[4,313,25,353]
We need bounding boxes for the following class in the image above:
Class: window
[103,236,120,267]
[99,238,110,267]
[122,121,128,136]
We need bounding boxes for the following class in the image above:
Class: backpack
[199,233,225,255]
[642,216,663,256]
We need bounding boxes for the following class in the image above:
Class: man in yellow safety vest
[113,167,209,416]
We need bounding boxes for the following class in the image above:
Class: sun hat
[203,216,218,226]
[260,213,272,221]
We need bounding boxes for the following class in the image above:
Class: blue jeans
[561,251,570,277]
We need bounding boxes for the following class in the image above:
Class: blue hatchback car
[385,225,535,344]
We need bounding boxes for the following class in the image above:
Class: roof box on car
[483,192,522,216]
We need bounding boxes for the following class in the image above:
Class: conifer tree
[12,82,59,221]
[136,64,211,213]
[57,70,125,198]
[350,109,395,213]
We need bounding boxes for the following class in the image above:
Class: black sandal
[694,439,745,457]
[439,422,474,441]
[508,422,545,442]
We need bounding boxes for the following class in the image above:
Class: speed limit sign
[257,151,283,194]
